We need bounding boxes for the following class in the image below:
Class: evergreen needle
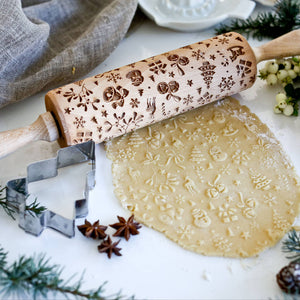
[215,0,300,40]
[25,198,47,217]
[0,186,15,220]
[0,246,126,300]
[282,229,300,263]
[0,185,46,219]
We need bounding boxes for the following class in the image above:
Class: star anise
[77,219,107,240]
[98,236,122,259]
[109,214,141,241]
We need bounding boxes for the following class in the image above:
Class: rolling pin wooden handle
[253,29,300,63]
[0,112,59,158]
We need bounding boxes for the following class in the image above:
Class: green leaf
[292,57,300,63]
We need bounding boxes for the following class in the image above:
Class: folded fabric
[0,0,138,108]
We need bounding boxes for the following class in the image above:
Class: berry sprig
[259,57,300,116]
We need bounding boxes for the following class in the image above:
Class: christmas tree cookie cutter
[6,141,95,238]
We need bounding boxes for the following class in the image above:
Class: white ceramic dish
[139,0,256,31]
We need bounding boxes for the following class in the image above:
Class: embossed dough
[105,98,300,257]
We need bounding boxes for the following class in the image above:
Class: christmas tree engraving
[249,169,272,190]
[128,131,144,148]
[189,146,206,163]
[198,61,216,89]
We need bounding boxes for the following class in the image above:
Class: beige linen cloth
[0,0,138,108]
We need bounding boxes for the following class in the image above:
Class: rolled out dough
[105,98,300,257]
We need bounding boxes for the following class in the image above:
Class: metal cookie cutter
[6,141,95,237]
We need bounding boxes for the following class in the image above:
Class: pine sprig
[0,185,46,220]
[0,247,7,270]
[25,198,47,218]
[282,229,300,263]
[0,186,15,220]
[215,0,300,40]
[0,246,126,300]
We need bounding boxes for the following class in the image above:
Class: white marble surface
[0,4,299,299]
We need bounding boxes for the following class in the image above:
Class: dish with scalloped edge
[139,0,256,32]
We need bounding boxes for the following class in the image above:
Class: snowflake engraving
[263,193,277,207]
[197,91,214,106]
[148,60,167,74]
[73,116,86,129]
[192,49,205,60]
[106,72,122,84]
[130,98,140,108]
[183,94,194,106]
[218,76,235,92]
[232,149,250,165]
[177,225,194,240]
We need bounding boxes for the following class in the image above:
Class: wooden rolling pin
[1,30,300,158]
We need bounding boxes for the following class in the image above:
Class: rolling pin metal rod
[0,30,300,158]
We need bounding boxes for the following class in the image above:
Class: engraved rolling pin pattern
[46,32,256,147]
[1,30,300,157]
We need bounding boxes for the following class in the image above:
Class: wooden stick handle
[253,30,300,63]
[0,112,59,158]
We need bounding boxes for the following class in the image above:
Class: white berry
[276,93,287,104]
[267,62,279,74]
[284,61,292,70]
[294,66,300,73]
[288,69,297,79]
[277,70,288,81]
[283,104,294,116]
[260,67,268,76]
[267,74,278,85]
[264,61,273,68]
[278,100,287,109]
[273,106,282,114]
